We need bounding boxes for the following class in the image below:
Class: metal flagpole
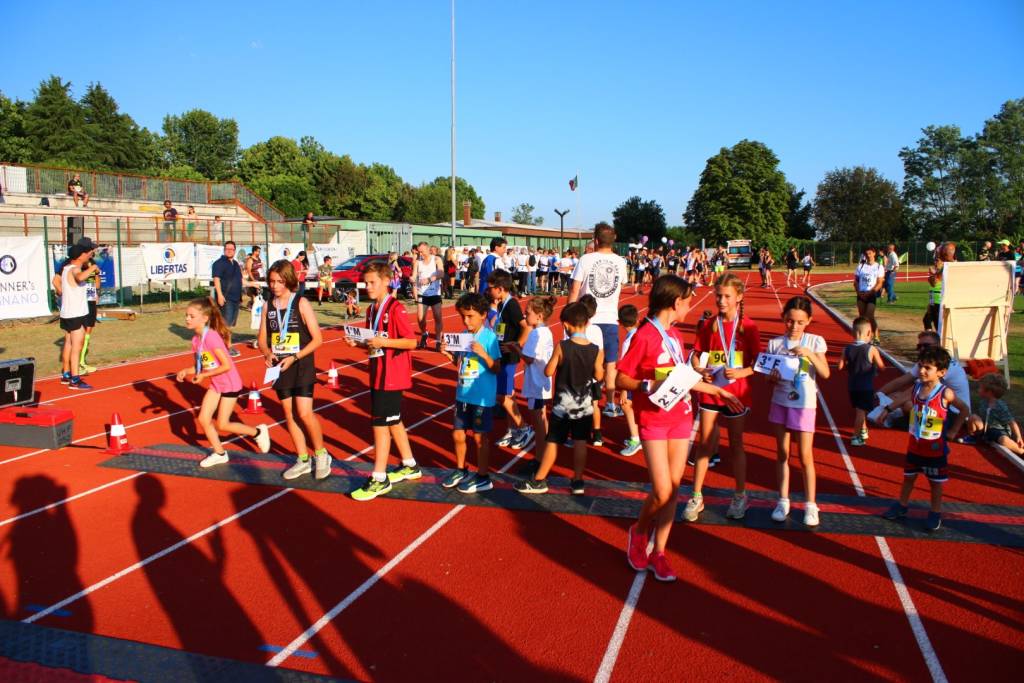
[450,0,457,247]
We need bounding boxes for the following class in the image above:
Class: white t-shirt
[855,262,885,292]
[766,333,828,409]
[522,326,554,399]
[908,360,971,413]
[558,257,573,273]
[571,251,629,325]
[563,323,604,349]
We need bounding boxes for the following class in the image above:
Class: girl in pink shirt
[176,298,271,467]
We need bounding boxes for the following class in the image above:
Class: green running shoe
[351,476,393,501]
[387,464,422,483]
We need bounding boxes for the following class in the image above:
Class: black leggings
[857,293,877,334]
[923,303,940,331]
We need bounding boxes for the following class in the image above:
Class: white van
[727,240,753,268]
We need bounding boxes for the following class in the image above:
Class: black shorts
[418,295,442,307]
[849,389,874,412]
[590,380,603,401]
[85,301,97,327]
[528,397,550,411]
[273,356,316,399]
[219,389,243,399]
[904,451,948,483]
[803,266,812,272]
[60,315,88,332]
[371,389,403,426]
[699,402,748,419]
[546,413,592,443]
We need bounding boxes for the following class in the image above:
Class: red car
[329,254,413,300]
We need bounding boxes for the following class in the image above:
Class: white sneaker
[771,498,790,522]
[255,424,271,454]
[283,458,312,480]
[200,452,229,468]
[683,495,704,522]
[602,404,620,417]
[804,502,820,527]
[725,492,749,520]
[314,452,333,480]
[495,430,516,447]
[510,426,534,449]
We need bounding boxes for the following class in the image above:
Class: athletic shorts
[546,413,591,443]
[527,397,550,411]
[60,315,88,332]
[699,402,749,419]
[419,294,442,307]
[803,266,812,272]
[218,389,243,399]
[904,452,948,483]
[768,403,816,433]
[273,357,316,400]
[497,363,517,396]
[981,427,1012,443]
[597,323,619,363]
[849,389,875,412]
[639,412,694,441]
[453,402,493,433]
[85,301,97,327]
[371,389,403,426]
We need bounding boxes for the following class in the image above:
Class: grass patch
[816,280,1024,417]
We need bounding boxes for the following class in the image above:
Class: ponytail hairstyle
[647,274,693,319]
[190,297,231,344]
[526,294,557,321]
[782,295,813,320]
[713,272,746,335]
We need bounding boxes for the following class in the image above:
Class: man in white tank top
[412,241,444,350]
[56,240,100,390]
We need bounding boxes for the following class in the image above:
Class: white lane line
[815,388,866,497]
[0,472,146,528]
[594,572,647,683]
[22,488,292,624]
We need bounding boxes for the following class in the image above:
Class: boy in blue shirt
[441,292,502,493]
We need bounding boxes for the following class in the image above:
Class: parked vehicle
[726,239,753,268]
[329,254,413,301]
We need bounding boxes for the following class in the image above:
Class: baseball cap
[76,237,97,252]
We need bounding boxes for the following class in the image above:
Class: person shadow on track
[131,475,265,667]
[133,380,199,444]
[3,475,94,631]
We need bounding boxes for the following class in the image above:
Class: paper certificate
[649,364,703,412]
[263,365,281,385]
[709,365,731,387]
[753,353,802,381]
[344,325,374,343]
[444,332,475,352]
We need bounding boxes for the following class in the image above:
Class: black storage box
[0,357,35,408]
[0,406,74,449]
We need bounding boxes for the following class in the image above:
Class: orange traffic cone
[326,361,340,389]
[105,412,132,454]
[244,381,264,415]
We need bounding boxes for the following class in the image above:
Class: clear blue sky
[4,1,1022,228]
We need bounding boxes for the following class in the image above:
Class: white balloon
[661,236,668,243]
[926,241,936,252]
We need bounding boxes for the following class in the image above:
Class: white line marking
[815,388,866,497]
[594,572,647,683]
[22,488,292,624]
[0,472,146,528]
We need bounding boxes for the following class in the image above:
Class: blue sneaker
[60,372,72,385]
[883,502,908,520]
[457,473,493,494]
[68,378,93,391]
[441,468,469,489]
[925,511,942,532]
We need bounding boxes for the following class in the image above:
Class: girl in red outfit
[176,298,271,468]
[686,272,760,522]
[617,276,742,581]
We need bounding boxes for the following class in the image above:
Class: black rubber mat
[0,619,351,682]
[100,443,1024,547]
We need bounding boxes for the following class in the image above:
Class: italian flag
[569,175,578,191]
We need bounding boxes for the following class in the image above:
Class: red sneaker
[648,551,678,582]
[627,524,649,571]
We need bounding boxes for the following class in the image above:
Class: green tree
[684,139,790,245]
[354,163,408,221]
[24,76,88,165]
[980,98,1024,235]
[80,82,156,171]
[316,153,369,216]
[239,136,312,183]
[612,196,667,244]
[404,176,485,224]
[785,186,815,239]
[813,166,904,242]
[160,164,206,181]
[0,92,32,163]
[162,109,239,179]
[248,173,319,217]
[511,203,543,225]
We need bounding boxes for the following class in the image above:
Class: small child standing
[839,317,886,446]
[177,298,271,467]
[515,302,604,495]
[964,373,1024,455]
[487,271,533,449]
[441,293,502,493]
[883,347,968,532]
[517,295,558,476]
[577,294,606,447]
[617,304,642,456]
[765,296,830,526]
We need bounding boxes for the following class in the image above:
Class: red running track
[1,274,1021,682]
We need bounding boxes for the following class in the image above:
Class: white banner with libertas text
[141,242,196,281]
[0,236,50,319]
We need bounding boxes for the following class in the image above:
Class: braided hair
[713,272,746,336]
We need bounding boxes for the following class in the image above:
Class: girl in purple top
[176,298,271,467]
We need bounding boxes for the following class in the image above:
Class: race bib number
[368,331,389,358]
[271,332,301,356]
[460,356,481,383]
[199,351,219,371]
[911,407,942,440]
[708,350,742,368]
[495,322,507,338]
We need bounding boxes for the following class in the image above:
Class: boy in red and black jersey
[347,263,421,501]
